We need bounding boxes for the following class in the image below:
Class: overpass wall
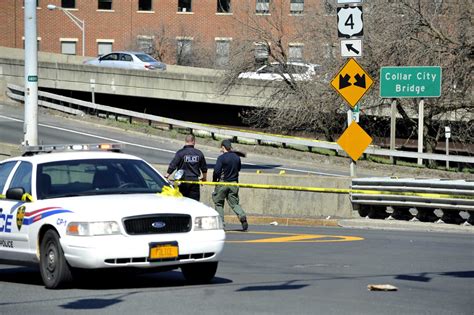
[0,47,271,107]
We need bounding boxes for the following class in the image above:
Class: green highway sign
[380,66,441,98]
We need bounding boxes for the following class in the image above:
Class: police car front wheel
[39,230,74,289]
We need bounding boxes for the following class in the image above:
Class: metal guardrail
[351,177,474,225]
[6,83,474,165]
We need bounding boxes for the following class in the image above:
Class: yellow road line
[226,231,364,243]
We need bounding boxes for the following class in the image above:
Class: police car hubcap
[47,250,56,271]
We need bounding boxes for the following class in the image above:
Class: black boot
[240,216,248,231]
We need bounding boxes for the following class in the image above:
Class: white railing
[351,177,474,225]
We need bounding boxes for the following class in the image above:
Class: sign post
[445,126,451,170]
[335,1,368,177]
[390,99,397,164]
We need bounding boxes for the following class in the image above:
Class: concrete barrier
[153,166,353,220]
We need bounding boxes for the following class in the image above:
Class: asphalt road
[0,225,473,315]
[0,103,348,177]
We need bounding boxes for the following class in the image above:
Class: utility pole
[24,0,38,146]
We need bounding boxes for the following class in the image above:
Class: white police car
[0,144,225,289]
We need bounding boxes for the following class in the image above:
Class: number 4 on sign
[337,6,363,38]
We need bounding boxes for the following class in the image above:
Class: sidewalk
[338,218,473,234]
[227,214,473,234]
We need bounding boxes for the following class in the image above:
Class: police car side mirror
[6,187,25,201]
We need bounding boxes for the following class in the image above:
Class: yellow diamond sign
[331,58,373,108]
[337,122,372,161]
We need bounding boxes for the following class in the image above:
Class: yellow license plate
[149,243,179,260]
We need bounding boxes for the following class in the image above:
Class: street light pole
[47,4,85,56]
[24,0,38,146]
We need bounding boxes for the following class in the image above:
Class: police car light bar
[22,143,123,155]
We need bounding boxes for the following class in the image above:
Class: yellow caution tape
[21,193,34,202]
[159,186,183,198]
[176,180,474,200]
[0,193,34,202]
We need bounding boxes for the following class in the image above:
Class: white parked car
[84,51,167,71]
[0,144,224,289]
[238,62,320,81]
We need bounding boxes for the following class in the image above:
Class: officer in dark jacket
[165,134,207,201]
[212,139,248,231]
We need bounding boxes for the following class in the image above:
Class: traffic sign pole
[390,100,397,165]
[417,99,424,165]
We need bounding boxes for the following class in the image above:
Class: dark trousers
[179,182,200,201]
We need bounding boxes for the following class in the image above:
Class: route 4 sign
[337,6,363,38]
[341,39,362,57]
[331,58,373,108]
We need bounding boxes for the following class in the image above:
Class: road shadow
[237,280,308,292]
[73,270,231,290]
[0,266,43,286]
[395,270,474,283]
[0,266,231,291]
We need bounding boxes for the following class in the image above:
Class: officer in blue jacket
[212,139,248,231]
[165,134,207,201]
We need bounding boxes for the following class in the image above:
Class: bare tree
[366,0,473,164]
[219,0,348,140]
[220,0,472,162]
[128,25,175,62]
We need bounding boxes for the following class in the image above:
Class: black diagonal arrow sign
[339,74,352,89]
[354,73,366,88]
[346,44,360,55]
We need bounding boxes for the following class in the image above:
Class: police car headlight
[194,216,223,231]
[66,221,121,236]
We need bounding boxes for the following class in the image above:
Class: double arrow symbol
[339,73,366,89]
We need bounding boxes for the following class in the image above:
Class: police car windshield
[36,159,168,199]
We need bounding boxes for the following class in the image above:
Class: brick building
[0,0,325,67]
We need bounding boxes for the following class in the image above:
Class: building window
[176,38,193,65]
[61,40,77,55]
[290,0,304,14]
[217,0,231,13]
[178,0,192,12]
[97,41,113,56]
[254,42,269,66]
[98,0,112,10]
[256,0,270,14]
[61,0,75,9]
[137,35,155,54]
[138,0,152,11]
[289,44,303,62]
[215,39,230,68]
